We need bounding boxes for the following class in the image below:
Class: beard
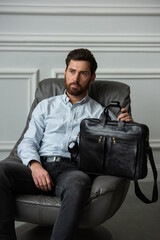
[65,76,91,96]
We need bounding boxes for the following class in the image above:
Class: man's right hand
[29,160,54,192]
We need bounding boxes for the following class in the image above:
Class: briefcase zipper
[83,134,137,146]
[82,134,103,143]
[99,136,103,143]
[112,137,116,144]
[98,136,131,144]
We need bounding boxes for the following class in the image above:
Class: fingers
[117,108,133,122]
[30,162,54,192]
[34,172,54,192]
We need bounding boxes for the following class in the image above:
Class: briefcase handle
[104,101,121,111]
[100,101,122,127]
[134,147,158,204]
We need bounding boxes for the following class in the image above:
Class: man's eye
[81,72,87,77]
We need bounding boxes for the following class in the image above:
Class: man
[0,48,132,240]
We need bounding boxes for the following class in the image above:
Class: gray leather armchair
[4,79,130,230]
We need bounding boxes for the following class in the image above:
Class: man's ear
[90,73,96,83]
[64,69,67,78]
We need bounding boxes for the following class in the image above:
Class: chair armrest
[90,175,130,201]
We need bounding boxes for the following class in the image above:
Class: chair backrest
[35,78,131,110]
[8,78,131,162]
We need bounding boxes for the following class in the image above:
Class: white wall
[0,0,160,180]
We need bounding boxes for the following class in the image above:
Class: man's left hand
[117,108,133,122]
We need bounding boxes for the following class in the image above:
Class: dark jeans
[0,161,92,240]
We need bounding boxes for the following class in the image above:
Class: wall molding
[96,69,160,79]
[0,142,15,151]
[1,140,160,152]
[1,33,160,52]
[52,68,160,79]
[0,4,160,16]
[150,140,160,149]
[0,69,39,152]
[0,69,39,109]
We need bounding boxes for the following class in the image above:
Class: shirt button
[70,120,72,122]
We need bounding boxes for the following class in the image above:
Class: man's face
[65,60,95,97]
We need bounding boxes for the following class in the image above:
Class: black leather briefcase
[79,102,158,203]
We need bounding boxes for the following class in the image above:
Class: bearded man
[0,48,132,240]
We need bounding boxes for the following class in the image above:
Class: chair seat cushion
[15,175,130,229]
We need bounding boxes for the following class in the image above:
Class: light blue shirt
[18,92,104,166]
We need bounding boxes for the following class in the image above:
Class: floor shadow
[76,226,113,240]
[16,223,113,240]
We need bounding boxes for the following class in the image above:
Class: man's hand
[30,160,54,192]
[117,108,133,122]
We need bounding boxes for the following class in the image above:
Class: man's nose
[74,72,80,82]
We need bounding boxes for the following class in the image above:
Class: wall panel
[0,69,38,158]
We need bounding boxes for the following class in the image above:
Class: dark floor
[103,181,160,240]
[16,182,160,240]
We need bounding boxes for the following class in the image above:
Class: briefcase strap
[134,147,158,204]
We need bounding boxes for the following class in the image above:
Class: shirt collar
[62,90,89,105]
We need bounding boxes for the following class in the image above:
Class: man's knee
[0,162,28,186]
[57,170,92,200]
[64,170,91,187]
[0,162,18,176]
[0,162,10,176]
[0,162,12,186]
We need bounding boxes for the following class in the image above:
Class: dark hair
[65,48,97,76]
